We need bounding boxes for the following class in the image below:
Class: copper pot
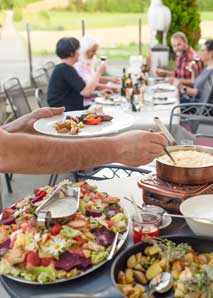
[156,145,213,185]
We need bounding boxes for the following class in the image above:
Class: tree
[162,0,201,48]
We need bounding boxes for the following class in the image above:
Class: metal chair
[2,77,33,193]
[44,61,55,79]
[32,67,49,96]
[35,88,48,107]
[48,164,151,186]
[169,103,213,146]
[2,77,32,118]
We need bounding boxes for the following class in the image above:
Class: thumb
[49,107,65,116]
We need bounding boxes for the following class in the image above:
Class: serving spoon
[149,272,173,297]
[123,197,213,224]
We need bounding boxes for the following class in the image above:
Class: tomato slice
[85,117,102,125]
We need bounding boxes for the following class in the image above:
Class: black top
[47,63,86,111]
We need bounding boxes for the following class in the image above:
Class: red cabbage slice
[55,252,92,272]
[0,239,11,256]
[96,230,115,246]
[85,209,102,217]
[0,216,16,225]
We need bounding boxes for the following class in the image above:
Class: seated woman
[74,35,120,93]
[47,37,106,111]
[171,39,213,103]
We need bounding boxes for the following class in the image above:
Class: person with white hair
[74,35,120,93]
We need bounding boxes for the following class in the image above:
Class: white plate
[34,111,134,138]
[153,97,176,105]
[160,212,172,229]
[94,96,122,105]
[151,83,176,92]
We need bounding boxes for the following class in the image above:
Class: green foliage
[39,11,50,21]
[0,0,39,9]
[162,0,201,48]
[84,0,148,13]
[197,0,213,11]
[13,8,23,22]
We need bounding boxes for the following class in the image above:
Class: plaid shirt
[175,47,203,79]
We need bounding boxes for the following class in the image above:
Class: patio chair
[2,77,32,118]
[44,61,55,79]
[35,88,48,107]
[2,77,32,193]
[169,103,213,147]
[32,67,49,95]
[48,164,151,186]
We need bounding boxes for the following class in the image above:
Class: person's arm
[0,129,167,174]
[156,68,175,77]
[99,77,120,84]
[179,85,198,97]
[80,64,106,97]
[1,107,65,134]
[179,78,194,87]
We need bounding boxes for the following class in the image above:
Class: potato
[133,270,148,285]
[144,245,161,256]
[117,271,127,284]
[197,254,209,264]
[134,263,145,272]
[127,255,137,269]
[117,284,134,296]
[125,268,135,284]
[145,262,162,280]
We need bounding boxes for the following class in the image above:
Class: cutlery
[163,147,176,165]
[107,231,119,260]
[163,213,213,224]
[154,116,177,145]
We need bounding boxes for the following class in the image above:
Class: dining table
[1,175,194,298]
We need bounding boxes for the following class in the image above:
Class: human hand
[156,68,167,77]
[97,63,107,75]
[110,78,120,84]
[7,107,65,134]
[116,131,168,166]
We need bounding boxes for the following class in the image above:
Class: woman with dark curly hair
[47,37,106,111]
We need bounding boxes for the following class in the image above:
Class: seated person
[156,32,203,87]
[74,35,120,93]
[47,37,106,111]
[172,40,213,103]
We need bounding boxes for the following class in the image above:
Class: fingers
[148,143,165,155]
[49,107,65,116]
[148,132,168,147]
[35,107,65,119]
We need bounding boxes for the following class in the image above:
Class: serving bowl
[156,145,213,185]
[180,194,213,237]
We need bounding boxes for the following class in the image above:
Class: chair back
[44,61,55,79]
[35,88,48,107]
[169,103,213,145]
[2,77,32,118]
[32,67,49,95]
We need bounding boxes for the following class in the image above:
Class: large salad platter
[0,181,129,285]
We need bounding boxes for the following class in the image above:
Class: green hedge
[83,0,148,13]
[163,0,201,48]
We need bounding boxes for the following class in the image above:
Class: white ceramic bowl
[180,194,213,237]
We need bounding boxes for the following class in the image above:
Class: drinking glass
[132,212,161,244]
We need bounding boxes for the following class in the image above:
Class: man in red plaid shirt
[156,32,203,86]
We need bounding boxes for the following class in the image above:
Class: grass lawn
[15,11,147,31]
[31,42,149,60]
[201,11,213,21]
[15,10,212,31]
